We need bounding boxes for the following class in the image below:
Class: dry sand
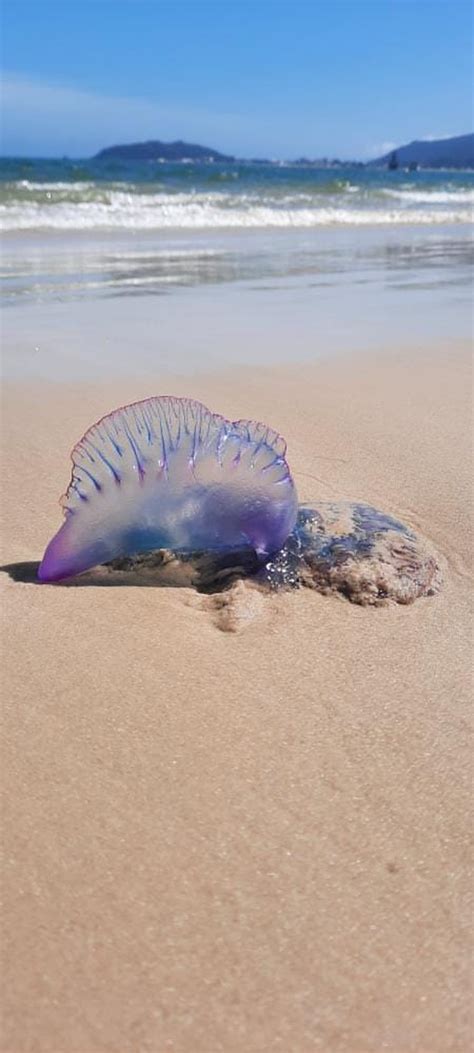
[1,342,472,1052]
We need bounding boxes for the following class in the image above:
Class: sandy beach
[1,333,472,1052]
[2,1,473,1044]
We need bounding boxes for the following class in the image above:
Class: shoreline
[2,221,471,386]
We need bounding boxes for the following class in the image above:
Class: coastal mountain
[369,133,474,169]
[94,139,235,162]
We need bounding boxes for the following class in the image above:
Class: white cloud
[364,140,397,159]
[420,132,457,142]
[0,71,251,156]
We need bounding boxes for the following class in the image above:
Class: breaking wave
[0,186,472,231]
[1,161,473,232]
[381,187,474,205]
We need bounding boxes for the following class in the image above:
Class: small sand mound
[201,580,267,633]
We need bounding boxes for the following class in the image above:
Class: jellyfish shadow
[0,548,261,593]
[1,560,158,588]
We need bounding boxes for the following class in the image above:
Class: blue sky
[1,0,472,159]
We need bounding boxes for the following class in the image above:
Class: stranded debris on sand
[36,396,441,630]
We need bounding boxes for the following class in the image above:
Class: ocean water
[1,157,473,231]
[1,158,472,380]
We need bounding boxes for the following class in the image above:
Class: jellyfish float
[38,395,441,606]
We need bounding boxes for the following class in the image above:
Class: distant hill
[94,139,235,162]
[369,133,474,169]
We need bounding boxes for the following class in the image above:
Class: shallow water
[1,226,471,381]
[1,224,473,307]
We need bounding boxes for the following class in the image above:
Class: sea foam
[0,188,472,231]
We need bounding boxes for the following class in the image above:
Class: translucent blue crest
[38,396,298,582]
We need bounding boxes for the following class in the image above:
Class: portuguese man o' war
[38,395,442,613]
[38,396,298,583]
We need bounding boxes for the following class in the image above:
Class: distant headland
[368,133,474,170]
[94,133,474,169]
[94,139,235,163]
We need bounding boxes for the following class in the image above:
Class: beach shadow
[2,561,42,584]
[0,554,256,592]
[0,560,177,588]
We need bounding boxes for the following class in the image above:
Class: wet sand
[2,224,472,383]
[1,342,472,1052]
